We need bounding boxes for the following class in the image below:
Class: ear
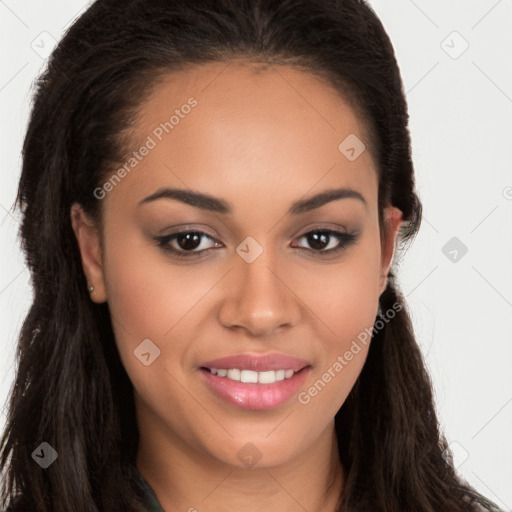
[70,203,107,303]
[379,206,403,295]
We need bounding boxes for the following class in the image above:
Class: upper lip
[200,352,311,372]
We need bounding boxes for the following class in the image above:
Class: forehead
[134,60,371,151]
[106,61,378,214]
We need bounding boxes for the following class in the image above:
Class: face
[72,61,402,469]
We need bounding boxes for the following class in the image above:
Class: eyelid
[155,223,220,238]
[294,223,349,237]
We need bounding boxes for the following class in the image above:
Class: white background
[1,0,511,509]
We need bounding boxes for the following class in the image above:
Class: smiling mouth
[198,366,312,411]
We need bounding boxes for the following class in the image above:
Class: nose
[218,247,302,338]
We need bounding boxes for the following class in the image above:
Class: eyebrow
[138,186,367,215]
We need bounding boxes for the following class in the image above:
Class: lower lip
[199,367,311,411]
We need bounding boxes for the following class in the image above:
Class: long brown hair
[0,0,501,510]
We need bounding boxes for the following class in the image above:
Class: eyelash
[152,228,359,260]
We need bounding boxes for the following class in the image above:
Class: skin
[71,61,403,512]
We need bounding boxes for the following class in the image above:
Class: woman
[0,0,502,511]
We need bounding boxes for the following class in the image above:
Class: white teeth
[227,368,240,381]
[241,370,258,383]
[208,367,297,384]
[258,370,276,384]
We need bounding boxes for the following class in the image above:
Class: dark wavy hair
[0,0,501,511]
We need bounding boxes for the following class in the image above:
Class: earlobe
[379,206,403,295]
[70,203,107,303]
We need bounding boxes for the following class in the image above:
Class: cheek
[294,229,382,338]
[102,230,209,339]
[100,230,203,393]
[101,234,208,410]
[292,233,381,413]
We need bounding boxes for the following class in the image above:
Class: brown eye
[174,232,203,251]
[153,230,222,258]
[292,229,359,256]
